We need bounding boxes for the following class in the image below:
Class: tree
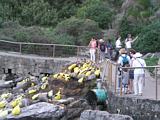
[77,0,114,29]
[55,17,101,45]
[133,20,160,53]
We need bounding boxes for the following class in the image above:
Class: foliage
[145,57,159,66]
[145,56,159,73]
[133,20,160,53]
[55,17,101,45]
[119,17,144,39]
[77,0,114,29]
[137,0,151,9]
[0,0,82,26]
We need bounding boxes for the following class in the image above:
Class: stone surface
[108,91,160,120]
[62,99,91,120]
[80,110,133,120]
[7,102,65,120]
[121,0,135,12]
[0,51,74,78]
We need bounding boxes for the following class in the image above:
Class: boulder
[121,0,135,12]
[7,102,65,120]
[80,110,133,120]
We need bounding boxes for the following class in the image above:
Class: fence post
[155,67,158,100]
[19,43,22,54]
[77,46,79,61]
[52,45,55,57]
[120,69,123,96]
[114,64,118,94]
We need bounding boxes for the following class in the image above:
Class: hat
[133,52,142,58]
[119,48,127,54]
[99,39,104,42]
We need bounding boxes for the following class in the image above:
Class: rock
[142,53,152,59]
[7,102,65,120]
[63,108,83,120]
[121,0,135,12]
[80,110,133,120]
[57,97,75,105]
[61,99,91,120]
[68,99,88,109]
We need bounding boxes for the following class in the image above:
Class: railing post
[114,64,118,94]
[19,43,22,54]
[52,45,55,57]
[120,69,123,96]
[77,46,79,61]
[155,67,158,100]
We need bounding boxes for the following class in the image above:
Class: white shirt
[125,40,131,48]
[115,38,122,48]
[132,58,146,75]
[118,54,130,66]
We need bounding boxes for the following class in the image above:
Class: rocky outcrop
[80,110,133,120]
[121,0,135,12]
[6,102,65,120]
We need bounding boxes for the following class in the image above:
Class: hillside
[0,0,160,52]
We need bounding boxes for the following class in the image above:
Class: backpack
[107,43,113,50]
[100,44,106,52]
[121,55,129,67]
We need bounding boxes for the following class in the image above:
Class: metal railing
[102,59,160,100]
[0,39,89,58]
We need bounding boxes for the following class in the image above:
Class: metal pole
[77,46,79,61]
[110,61,112,90]
[155,67,158,100]
[120,70,123,96]
[114,64,118,94]
[19,43,22,54]
[52,45,55,57]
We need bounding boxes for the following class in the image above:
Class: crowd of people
[88,33,146,96]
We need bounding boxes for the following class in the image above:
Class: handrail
[121,66,160,68]
[0,39,88,48]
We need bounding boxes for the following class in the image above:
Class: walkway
[102,60,160,100]
[0,51,78,61]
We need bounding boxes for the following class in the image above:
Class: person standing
[115,35,122,51]
[107,39,113,60]
[128,49,136,94]
[114,35,122,61]
[132,52,146,96]
[117,48,130,93]
[125,34,138,53]
[98,39,106,62]
[88,37,97,62]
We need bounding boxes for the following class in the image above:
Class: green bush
[77,0,114,29]
[133,20,160,53]
[145,57,159,73]
[55,17,101,45]
[119,17,143,39]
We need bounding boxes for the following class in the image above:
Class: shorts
[129,70,134,80]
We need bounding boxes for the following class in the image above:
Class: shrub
[119,17,143,39]
[77,1,114,29]
[55,17,101,45]
[145,56,159,73]
[133,20,160,53]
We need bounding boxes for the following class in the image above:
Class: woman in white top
[125,34,138,52]
[132,52,146,96]
[115,35,122,49]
